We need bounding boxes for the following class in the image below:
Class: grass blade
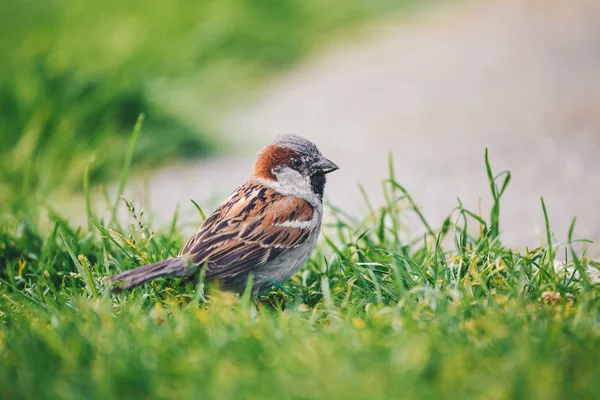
[190,199,207,222]
[60,233,99,297]
[110,114,145,227]
[540,197,556,280]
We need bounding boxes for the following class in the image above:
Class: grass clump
[1,132,599,399]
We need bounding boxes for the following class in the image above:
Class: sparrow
[107,134,339,296]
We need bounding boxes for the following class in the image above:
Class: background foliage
[0,0,410,209]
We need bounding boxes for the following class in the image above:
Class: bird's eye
[292,158,303,168]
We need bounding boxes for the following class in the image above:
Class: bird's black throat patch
[310,173,326,200]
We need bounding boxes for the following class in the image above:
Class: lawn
[1,1,599,399]
[1,133,599,398]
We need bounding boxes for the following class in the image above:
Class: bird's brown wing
[180,182,315,280]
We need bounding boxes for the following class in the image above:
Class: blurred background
[1,0,599,254]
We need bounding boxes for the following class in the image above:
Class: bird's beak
[311,156,339,175]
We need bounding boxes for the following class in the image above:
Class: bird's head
[253,134,339,200]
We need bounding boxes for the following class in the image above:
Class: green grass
[1,130,599,399]
[0,0,419,210]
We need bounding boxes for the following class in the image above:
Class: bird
[107,134,339,297]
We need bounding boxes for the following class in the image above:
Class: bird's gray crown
[272,134,321,156]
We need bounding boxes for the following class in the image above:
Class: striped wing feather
[180,182,314,280]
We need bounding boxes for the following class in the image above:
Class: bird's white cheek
[255,167,322,207]
[272,168,312,194]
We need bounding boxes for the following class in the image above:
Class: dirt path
[143,0,600,253]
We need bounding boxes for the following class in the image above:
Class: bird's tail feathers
[107,256,195,292]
